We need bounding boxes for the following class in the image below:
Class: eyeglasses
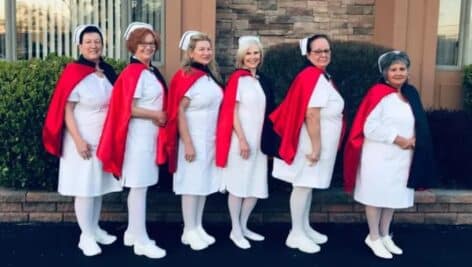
[310,49,331,55]
[138,42,156,48]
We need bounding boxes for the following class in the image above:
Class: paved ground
[1,222,471,267]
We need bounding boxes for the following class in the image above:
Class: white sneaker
[285,232,321,254]
[243,229,265,241]
[382,235,403,255]
[197,226,215,245]
[78,234,102,256]
[134,240,166,259]
[123,231,135,247]
[95,228,117,245]
[229,232,251,249]
[306,228,328,244]
[364,235,393,259]
[181,230,209,251]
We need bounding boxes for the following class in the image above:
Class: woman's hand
[153,111,167,126]
[306,150,320,166]
[75,138,92,160]
[394,136,415,149]
[239,139,250,160]
[184,142,196,162]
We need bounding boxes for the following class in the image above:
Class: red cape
[269,66,323,164]
[42,63,95,157]
[215,69,252,167]
[159,68,206,173]
[97,63,166,177]
[343,83,396,192]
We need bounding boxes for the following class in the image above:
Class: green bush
[0,54,125,190]
[464,64,472,113]
[427,110,472,188]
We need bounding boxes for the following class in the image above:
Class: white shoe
[123,231,135,247]
[197,226,215,245]
[181,230,209,251]
[306,228,328,244]
[365,235,393,259]
[243,230,265,241]
[382,235,403,255]
[95,228,117,245]
[134,240,166,259]
[285,232,321,254]
[78,234,102,256]
[229,232,251,249]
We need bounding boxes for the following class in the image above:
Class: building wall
[215,0,375,75]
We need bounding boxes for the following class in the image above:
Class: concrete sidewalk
[1,222,471,267]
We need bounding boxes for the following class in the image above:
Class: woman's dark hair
[306,34,331,53]
[79,26,103,44]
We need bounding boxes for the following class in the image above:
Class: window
[4,0,164,62]
[436,0,472,67]
[0,0,5,59]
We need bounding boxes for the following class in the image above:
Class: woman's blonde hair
[235,39,263,69]
[182,33,222,83]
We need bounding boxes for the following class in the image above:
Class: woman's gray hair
[378,50,410,78]
[235,36,263,69]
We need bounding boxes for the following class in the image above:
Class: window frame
[436,0,471,70]
[2,0,165,65]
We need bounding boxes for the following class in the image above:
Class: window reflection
[436,0,462,66]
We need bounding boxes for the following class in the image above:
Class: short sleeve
[235,85,241,102]
[308,76,330,108]
[184,83,199,99]
[133,72,146,98]
[67,86,80,102]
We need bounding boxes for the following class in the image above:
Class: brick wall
[2,187,472,225]
[215,0,375,75]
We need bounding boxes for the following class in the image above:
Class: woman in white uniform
[163,31,223,251]
[270,34,344,254]
[216,36,276,249]
[344,51,436,259]
[42,25,122,256]
[97,22,167,259]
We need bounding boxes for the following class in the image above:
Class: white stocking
[290,186,311,236]
[74,196,95,237]
[228,194,243,238]
[127,187,150,243]
[240,197,258,234]
[182,195,199,232]
[379,208,395,237]
[365,205,382,240]
[303,190,314,232]
[196,195,207,228]
[92,196,103,232]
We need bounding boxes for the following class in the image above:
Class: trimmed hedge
[428,110,472,188]
[464,64,472,113]
[0,54,125,190]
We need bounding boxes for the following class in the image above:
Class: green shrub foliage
[464,64,472,113]
[427,110,472,188]
[0,54,125,189]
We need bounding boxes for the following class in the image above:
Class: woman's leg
[240,197,264,241]
[196,195,215,244]
[126,187,150,243]
[181,195,208,250]
[286,186,320,253]
[75,196,101,256]
[228,194,250,249]
[364,205,393,259]
[92,196,116,245]
[302,190,327,244]
[379,208,403,255]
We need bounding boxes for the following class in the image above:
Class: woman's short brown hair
[126,28,160,53]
